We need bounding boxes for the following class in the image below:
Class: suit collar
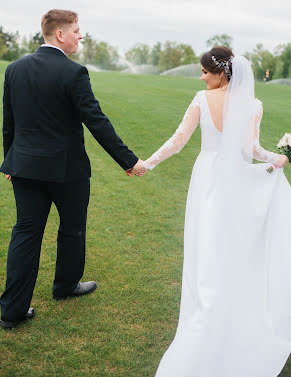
[41,44,66,55]
[36,46,67,57]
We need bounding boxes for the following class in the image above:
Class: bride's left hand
[131,159,148,176]
[275,155,289,168]
[126,160,148,177]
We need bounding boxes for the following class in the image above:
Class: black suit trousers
[0,177,90,321]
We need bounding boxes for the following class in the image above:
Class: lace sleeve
[143,92,201,170]
[253,100,279,164]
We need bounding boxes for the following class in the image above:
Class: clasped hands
[126,159,147,177]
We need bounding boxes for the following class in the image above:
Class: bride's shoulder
[192,90,204,102]
[190,90,205,108]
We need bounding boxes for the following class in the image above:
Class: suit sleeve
[2,65,14,158]
[70,66,138,170]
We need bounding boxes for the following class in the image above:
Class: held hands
[126,159,148,177]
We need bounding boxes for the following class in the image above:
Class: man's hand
[125,169,133,177]
[126,159,147,177]
[5,175,11,181]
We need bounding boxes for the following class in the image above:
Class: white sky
[1,0,290,55]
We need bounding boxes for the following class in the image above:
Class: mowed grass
[0,60,290,377]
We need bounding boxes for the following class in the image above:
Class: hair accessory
[211,55,233,79]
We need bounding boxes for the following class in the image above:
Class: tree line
[1,26,291,80]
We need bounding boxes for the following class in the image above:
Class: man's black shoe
[0,308,35,330]
[0,320,19,329]
[53,281,97,301]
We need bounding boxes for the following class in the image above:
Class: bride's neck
[212,84,228,92]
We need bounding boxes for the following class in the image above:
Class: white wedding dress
[144,88,291,377]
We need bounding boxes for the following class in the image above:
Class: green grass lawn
[0,60,290,377]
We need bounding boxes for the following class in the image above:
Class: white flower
[277,133,291,148]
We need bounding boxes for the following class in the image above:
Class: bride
[141,46,291,377]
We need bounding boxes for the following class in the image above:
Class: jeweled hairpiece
[211,55,233,79]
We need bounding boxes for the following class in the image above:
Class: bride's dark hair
[200,46,234,81]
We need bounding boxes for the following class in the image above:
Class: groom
[0,9,145,329]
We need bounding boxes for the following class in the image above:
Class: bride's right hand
[275,154,289,168]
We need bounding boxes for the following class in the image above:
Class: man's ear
[55,29,64,43]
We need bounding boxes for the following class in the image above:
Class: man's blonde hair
[41,9,78,38]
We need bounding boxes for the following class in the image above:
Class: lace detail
[143,92,201,170]
[191,93,200,109]
[143,94,279,171]
[253,100,279,164]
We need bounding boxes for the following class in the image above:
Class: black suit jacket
[0,47,138,182]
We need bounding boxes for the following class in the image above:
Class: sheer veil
[213,55,259,226]
[214,55,261,213]
[211,55,267,303]
[220,55,256,167]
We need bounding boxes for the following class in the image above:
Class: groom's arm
[70,66,138,170]
[2,65,14,159]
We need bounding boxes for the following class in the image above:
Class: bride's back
[205,89,227,133]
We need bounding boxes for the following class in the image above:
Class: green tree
[22,31,45,54]
[81,33,97,64]
[81,34,120,70]
[94,41,119,70]
[273,59,284,79]
[0,26,21,61]
[272,44,285,79]
[179,44,198,65]
[253,43,291,80]
[149,42,162,65]
[158,41,182,71]
[125,43,150,65]
[0,26,8,58]
[158,41,197,71]
[245,44,276,81]
[281,43,291,78]
[260,50,276,80]
[206,34,233,49]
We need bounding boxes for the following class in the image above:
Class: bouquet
[267,133,291,173]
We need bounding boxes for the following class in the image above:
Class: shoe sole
[53,284,97,301]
